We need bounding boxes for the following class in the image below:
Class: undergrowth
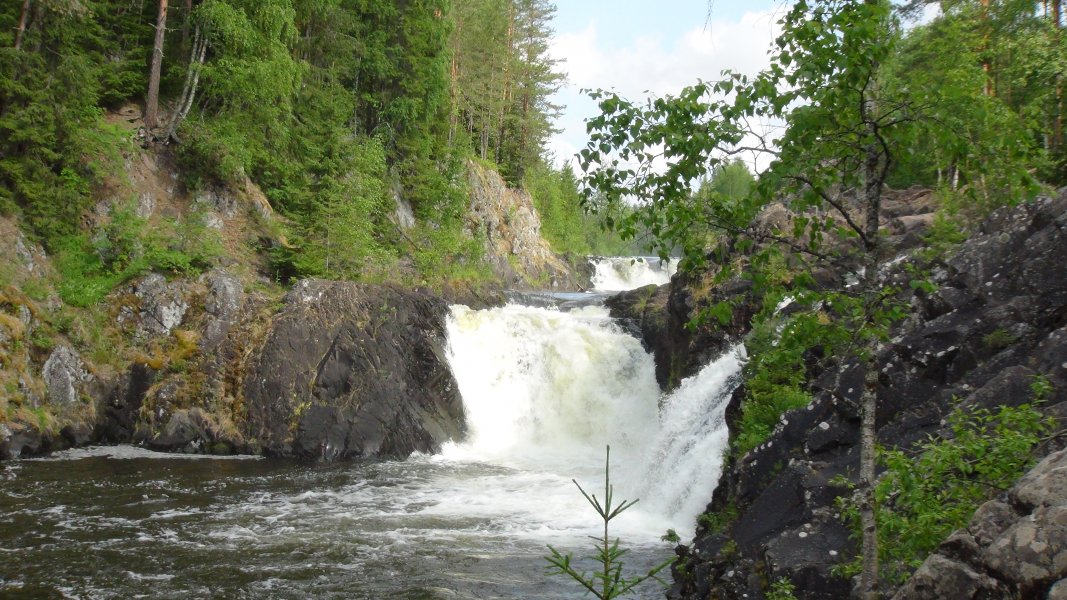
[835,393,1053,583]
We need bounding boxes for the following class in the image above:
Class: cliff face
[613,192,1067,599]
[1,145,578,461]
[466,161,577,290]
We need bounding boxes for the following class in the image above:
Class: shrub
[837,402,1052,583]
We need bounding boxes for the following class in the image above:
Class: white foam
[441,303,745,542]
[28,446,263,461]
[589,256,677,291]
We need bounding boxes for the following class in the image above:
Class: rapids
[1,271,744,599]
[588,256,678,291]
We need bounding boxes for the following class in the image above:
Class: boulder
[894,449,1067,600]
[242,280,465,460]
[121,273,189,339]
[42,345,92,407]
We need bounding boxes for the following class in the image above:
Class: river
[0,257,743,599]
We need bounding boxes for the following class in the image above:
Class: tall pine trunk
[145,0,169,132]
[1054,0,1063,151]
[14,0,31,51]
[981,0,993,97]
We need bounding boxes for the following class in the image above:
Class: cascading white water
[8,295,747,598]
[589,256,678,291]
[442,301,744,539]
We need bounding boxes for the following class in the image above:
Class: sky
[546,0,787,170]
[545,1,940,171]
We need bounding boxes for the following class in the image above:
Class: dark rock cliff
[620,193,1067,599]
[242,280,465,460]
[0,276,469,462]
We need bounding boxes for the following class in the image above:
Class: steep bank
[614,192,1067,599]
[466,161,578,290]
[0,141,579,461]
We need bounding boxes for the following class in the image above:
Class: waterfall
[442,301,744,538]
[588,256,678,291]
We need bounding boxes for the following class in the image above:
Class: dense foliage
[0,0,612,289]
[578,0,1064,594]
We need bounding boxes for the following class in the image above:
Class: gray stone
[892,213,936,236]
[131,273,189,339]
[42,345,92,407]
[983,505,1067,585]
[201,269,242,349]
[136,191,155,219]
[891,554,1009,600]
[1011,449,1067,510]
[968,500,1018,547]
[194,188,239,218]
[393,187,416,230]
[1049,579,1067,600]
[466,161,575,289]
[14,231,42,276]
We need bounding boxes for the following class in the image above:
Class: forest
[0,0,627,293]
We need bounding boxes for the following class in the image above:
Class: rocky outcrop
[467,161,576,289]
[668,193,1067,599]
[119,273,190,340]
[608,275,759,389]
[242,280,465,460]
[42,346,92,408]
[894,448,1067,600]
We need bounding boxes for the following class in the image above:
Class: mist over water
[442,303,744,541]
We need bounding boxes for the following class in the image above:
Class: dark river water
[0,447,673,599]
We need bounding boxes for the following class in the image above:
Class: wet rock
[146,408,238,454]
[242,280,465,460]
[0,424,11,460]
[95,363,156,443]
[42,346,92,407]
[3,420,45,458]
[609,274,756,390]
[60,422,93,447]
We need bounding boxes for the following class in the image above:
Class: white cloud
[547,11,783,171]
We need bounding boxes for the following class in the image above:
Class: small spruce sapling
[545,446,674,599]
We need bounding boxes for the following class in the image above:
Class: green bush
[837,402,1052,583]
[733,298,850,457]
[54,202,221,307]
